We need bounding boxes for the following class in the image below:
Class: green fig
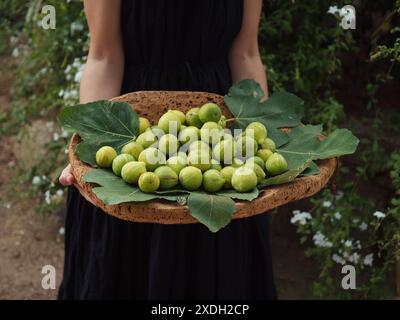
[265,153,288,175]
[121,141,143,159]
[158,110,181,134]
[112,154,135,176]
[154,166,179,190]
[220,166,236,189]
[202,169,225,192]
[138,172,160,193]
[139,117,151,134]
[138,147,166,171]
[260,138,276,152]
[158,134,179,156]
[179,166,203,191]
[121,161,147,185]
[95,146,117,168]
[136,130,158,149]
[185,107,203,128]
[245,122,267,144]
[231,166,258,193]
[256,149,273,162]
[199,103,222,123]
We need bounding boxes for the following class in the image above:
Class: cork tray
[69,91,337,224]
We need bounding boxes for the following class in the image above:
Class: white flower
[46,121,54,131]
[10,36,18,44]
[359,222,368,231]
[373,211,386,219]
[332,253,346,265]
[348,252,360,264]
[290,210,312,225]
[44,190,52,205]
[355,240,362,250]
[64,64,72,75]
[61,128,69,138]
[322,200,332,208]
[334,212,342,220]
[313,231,333,248]
[38,67,48,76]
[335,190,344,200]
[353,218,360,224]
[63,89,78,101]
[344,240,352,248]
[74,69,83,83]
[58,89,65,97]
[363,253,373,267]
[12,47,19,58]
[339,7,355,18]
[56,189,64,197]
[32,176,42,185]
[53,133,60,141]
[59,227,65,235]
[328,5,339,15]
[70,21,84,34]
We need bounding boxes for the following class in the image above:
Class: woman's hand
[59,164,97,206]
[59,164,75,186]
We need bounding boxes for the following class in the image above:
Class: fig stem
[225,118,236,123]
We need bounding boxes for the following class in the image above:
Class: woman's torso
[120,0,243,94]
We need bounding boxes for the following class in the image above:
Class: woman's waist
[124,58,229,72]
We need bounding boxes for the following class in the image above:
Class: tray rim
[69,90,338,224]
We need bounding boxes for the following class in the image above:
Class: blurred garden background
[0,0,399,299]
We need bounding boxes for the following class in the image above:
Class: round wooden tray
[69,91,337,224]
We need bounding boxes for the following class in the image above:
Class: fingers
[59,165,97,206]
[59,164,76,186]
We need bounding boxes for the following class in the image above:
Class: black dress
[58,0,276,300]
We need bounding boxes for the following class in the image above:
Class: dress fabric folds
[58,0,276,300]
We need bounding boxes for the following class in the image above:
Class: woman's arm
[80,0,124,102]
[60,0,123,187]
[229,0,268,97]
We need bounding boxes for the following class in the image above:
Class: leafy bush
[260,0,353,128]
[263,1,400,298]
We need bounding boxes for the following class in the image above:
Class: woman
[59,0,275,299]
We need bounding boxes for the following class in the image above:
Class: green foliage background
[1,0,399,299]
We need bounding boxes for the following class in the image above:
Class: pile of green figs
[95,102,288,193]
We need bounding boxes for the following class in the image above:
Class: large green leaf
[277,125,359,170]
[187,193,236,232]
[59,100,139,150]
[258,163,311,188]
[75,141,99,166]
[224,79,304,147]
[82,169,179,205]
[216,188,259,201]
[300,161,320,176]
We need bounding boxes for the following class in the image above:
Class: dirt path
[0,59,64,299]
[0,136,65,299]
